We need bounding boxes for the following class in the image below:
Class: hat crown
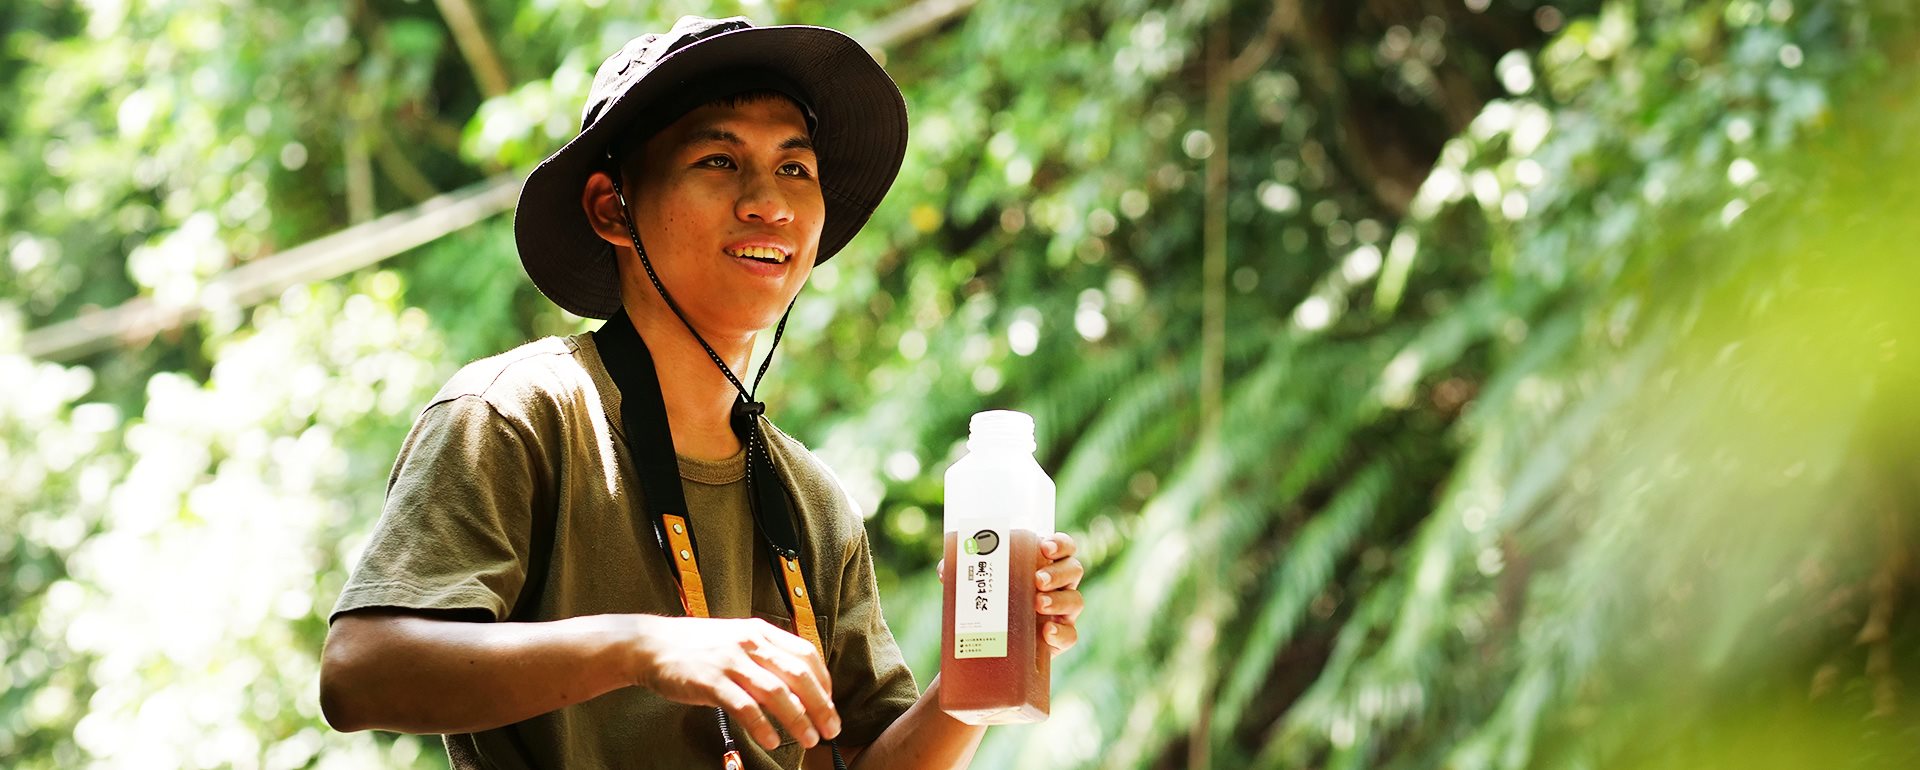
[582,16,754,130]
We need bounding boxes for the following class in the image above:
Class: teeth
[730,246,788,263]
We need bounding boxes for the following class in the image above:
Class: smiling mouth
[725,245,790,264]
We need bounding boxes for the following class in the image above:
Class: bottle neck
[966,435,1037,455]
[967,410,1035,456]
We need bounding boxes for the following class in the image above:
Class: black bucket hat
[514,15,909,319]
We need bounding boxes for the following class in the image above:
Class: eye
[697,155,735,169]
[779,161,814,178]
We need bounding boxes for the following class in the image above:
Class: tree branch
[433,0,512,98]
[859,0,979,53]
[345,117,376,224]
[20,177,523,362]
[1190,17,1233,767]
[368,120,444,204]
[1228,0,1301,82]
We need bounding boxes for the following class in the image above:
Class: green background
[3,0,1917,767]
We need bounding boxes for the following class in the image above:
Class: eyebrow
[685,128,814,153]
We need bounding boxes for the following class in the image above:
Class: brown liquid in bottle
[940,528,1050,724]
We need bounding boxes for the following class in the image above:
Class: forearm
[321,611,639,735]
[849,675,986,770]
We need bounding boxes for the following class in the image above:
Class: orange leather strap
[664,516,824,663]
[779,554,825,658]
[661,513,711,619]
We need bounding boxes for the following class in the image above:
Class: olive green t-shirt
[332,334,919,769]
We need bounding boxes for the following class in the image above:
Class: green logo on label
[964,529,1000,556]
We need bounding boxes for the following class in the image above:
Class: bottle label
[953,522,1010,658]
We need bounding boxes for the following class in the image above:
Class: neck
[622,303,757,462]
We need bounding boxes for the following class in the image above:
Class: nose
[735,168,795,226]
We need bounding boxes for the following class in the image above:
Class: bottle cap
[968,410,1036,453]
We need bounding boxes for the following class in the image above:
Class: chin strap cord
[608,171,843,769]
[608,171,795,406]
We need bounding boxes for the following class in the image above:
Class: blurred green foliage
[3,0,1916,768]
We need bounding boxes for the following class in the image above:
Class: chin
[704,309,789,337]
[745,314,790,333]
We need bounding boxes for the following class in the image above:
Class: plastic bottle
[940,409,1055,724]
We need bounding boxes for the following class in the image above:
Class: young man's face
[617,96,823,338]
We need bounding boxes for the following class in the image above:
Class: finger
[733,664,817,749]
[760,624,835,696]
[751,638,840,740]
[1042,532,1078,559]
[712,677,780,752]
[1036,588,1084,622]
[1036,556,1085,591]
[1044,619,1079,656]
[936,558,946,584]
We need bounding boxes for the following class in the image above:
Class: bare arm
[839,675,986,769]
[800,675,985,770]
[320,609,842,749]
[319,609,637,734]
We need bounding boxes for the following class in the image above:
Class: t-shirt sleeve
[331,394,544,623]
[825,525,922,747]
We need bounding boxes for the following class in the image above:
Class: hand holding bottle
[938,531,1083,658]
[1032,533,1084,657]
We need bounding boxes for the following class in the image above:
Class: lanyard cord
[607,174,793,409]
[605,173,847,770]
[609,171,808,554]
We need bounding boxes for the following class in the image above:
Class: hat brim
[513,25,908,319]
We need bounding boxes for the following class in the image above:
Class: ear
[581,169,634,248]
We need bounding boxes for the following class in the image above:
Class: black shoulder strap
[597,311,806,560]
[593,311,692,554]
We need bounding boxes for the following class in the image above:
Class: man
[318,15,1086,770]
